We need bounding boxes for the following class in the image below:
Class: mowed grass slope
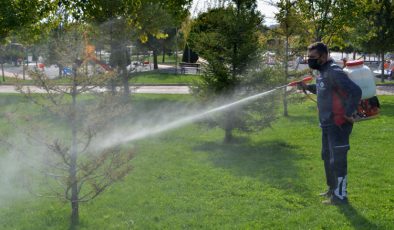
[0,94,393,229]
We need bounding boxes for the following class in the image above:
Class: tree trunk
[58,63,63,78]
[175,28,178,74]
[224,111,234,143]
[70,73,79,228]
[1,63,5,82]
[162,48,165,63]
[22,59,26,80]
[110,79,116,95]
[283,35,289,117]
[224,127,233,143]
[122,64,130,101]
[153,50,158,70]
[109,24,117,95]
[381,52,385,83]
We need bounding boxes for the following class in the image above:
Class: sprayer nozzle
[288,76,313,87]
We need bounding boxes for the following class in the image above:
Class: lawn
[131,54,180,65]
[376,80,394,86]
[129,71,200,84]
[1,72,200,85]
[0,94,393,229]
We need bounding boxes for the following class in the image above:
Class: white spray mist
[92,85,286,151]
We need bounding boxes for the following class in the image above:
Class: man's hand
[344,115,355,124]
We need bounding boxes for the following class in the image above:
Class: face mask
[308,58,321,70]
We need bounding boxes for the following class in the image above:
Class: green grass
[1,72,200,85]
[129,72,200,84]
[0,76,34,84]
[0,94,393,229]
[376,80,394,85]
[131,54,180,65]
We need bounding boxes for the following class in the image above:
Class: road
[1,59,393,95]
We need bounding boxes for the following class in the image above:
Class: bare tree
[274,0,306,116]
[11,26,134,229]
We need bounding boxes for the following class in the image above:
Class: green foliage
[189,4,263,94]
[236,66,285,131]
[359,0,394,53]
[356,0,394,83]
[189,1,274,142]
[296,0,358,43]
[275,0,305,37]
[0,0,55,40]
[134,5,175,69]
[59,0,191,41]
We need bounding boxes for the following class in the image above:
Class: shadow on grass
[194,138,311,196]
[338,204,378,229]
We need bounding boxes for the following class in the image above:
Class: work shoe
[318,190,332,198]
[322,195,349,205]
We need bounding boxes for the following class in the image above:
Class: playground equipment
[83,44,112,71]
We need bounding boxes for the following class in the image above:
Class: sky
[191,0,279,25]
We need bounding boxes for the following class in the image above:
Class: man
[301,42,362,205]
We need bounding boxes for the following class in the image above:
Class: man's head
[307,42,329,70]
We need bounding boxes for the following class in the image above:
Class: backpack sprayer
[287,61,380,121]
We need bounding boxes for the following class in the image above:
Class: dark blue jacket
[307,60,362,127]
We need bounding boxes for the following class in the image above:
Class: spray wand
[288,76,316,102]
[288,76,313,87]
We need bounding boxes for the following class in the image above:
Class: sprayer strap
[327,74,347,108]
[302,88,317,103]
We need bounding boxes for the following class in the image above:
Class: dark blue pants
[321,123,353,200]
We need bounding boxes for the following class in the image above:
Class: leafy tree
[58,0,192,97]
[359,0,394,82]
[135,3,173,70]
[0,45,6,81]
[274,0,306,116]
[0,0,54,39]
[296,0,357,42]
[57,0,135,98]
[4,43,24,66]
[189,0,274,143]
[97,18,133,98]
[160,28,178,63]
